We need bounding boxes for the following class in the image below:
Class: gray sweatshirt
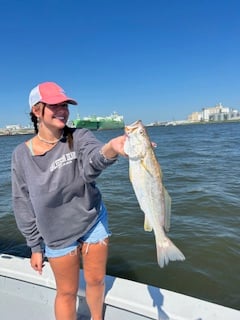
[11,129,117,253]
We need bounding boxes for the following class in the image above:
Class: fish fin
[156,236,185,268]
[140,159,154,176]
[144,216,153,232]
[163,187,172,232]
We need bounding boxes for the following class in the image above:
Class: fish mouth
[125,120,142,134]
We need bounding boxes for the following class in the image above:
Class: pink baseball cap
[29,82,78,109]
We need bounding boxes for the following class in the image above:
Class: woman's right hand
[101,135,127,159]
[30,252,44,274]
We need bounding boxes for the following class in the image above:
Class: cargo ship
[73,112,124,130]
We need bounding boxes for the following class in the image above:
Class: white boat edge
[0,254,239,320]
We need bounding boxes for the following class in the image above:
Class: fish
[124,120,185,268]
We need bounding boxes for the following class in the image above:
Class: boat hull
[73,112,124,130]
[0,254,239,320]
[73,119,124,130]
[98,120,124,130]
[73,119,100,130]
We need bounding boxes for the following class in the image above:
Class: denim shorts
[45,203,111,258]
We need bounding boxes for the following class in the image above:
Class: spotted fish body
[124,120,185,268]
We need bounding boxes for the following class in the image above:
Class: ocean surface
[0,122,239,310]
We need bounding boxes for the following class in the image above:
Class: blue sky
[1,0,240,128]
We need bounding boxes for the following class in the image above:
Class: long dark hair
[30,103,74,150]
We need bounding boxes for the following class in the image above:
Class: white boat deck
[0,254,239,320]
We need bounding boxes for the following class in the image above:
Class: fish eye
[139,129,145,135]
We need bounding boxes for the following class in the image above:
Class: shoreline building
[188,103,240,123]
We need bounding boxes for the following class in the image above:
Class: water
[0,123,239,310]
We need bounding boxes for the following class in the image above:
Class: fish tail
[156,237,185,268]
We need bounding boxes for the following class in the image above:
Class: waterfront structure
[0,124,34,136]
[188,103,240,123]
[5,124,21,130]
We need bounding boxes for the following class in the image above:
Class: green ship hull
[73,119,100,130]
[98,120,124,130]
[73,112,124,130]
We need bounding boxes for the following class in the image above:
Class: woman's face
[45,103,70,126]
[33,102,70,129]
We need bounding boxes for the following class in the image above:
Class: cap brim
[65,99,78,105]
[41,95,78,105]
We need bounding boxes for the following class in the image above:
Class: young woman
[11,81,126,320]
